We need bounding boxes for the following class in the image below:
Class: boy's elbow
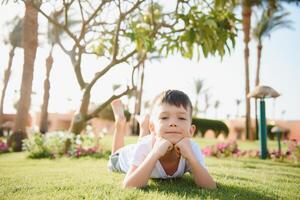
[206,182,217,189]
[197,181,217,190]
[122,179,147,189]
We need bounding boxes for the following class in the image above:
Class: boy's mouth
[165,131,181,134]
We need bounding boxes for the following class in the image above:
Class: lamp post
[248,85,280,159]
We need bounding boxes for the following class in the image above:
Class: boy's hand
[174,138,194,160]
[152,137,173,158]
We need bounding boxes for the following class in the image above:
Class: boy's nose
[169,123,177,127]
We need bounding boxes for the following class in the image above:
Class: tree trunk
[8,1,39,151]
[132,61,145,135]
[69,87,91,134]
[255,42,262,87]
[0,47,15,126]
[39,50,53,134]
[254,42,263,140]
[138,61,145,115]
[242,0,253,140]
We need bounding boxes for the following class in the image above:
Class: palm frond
[252,9,293,41]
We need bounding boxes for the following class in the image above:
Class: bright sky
[0,3,299,120]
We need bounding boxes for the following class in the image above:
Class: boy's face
[149,103,195,145]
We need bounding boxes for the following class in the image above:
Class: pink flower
[202,146,213,156]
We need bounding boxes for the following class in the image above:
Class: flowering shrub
[0,138,9,153]
[202,140,239,158]
[45,131,74,156]
[202,140,300,164]
[285,139,300,164]
[23,131,103,159]
[69,133,103,158]
[23,132,57,158]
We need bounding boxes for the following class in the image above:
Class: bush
[202,140,239,158]
[286,139,300,164]
[23,132,57,158]
[202,140,300,164]
[192,117,229,137]
[23,131,103,159]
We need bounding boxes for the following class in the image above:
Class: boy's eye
[179,117,186,120]
[160,117,168,120]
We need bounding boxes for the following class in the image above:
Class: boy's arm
[186,155,216,189]
[175,138,217,189]
[123,150,160,188]
[122,137,172,188]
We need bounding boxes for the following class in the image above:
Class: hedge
[192,117,229,138]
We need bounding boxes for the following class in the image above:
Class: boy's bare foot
[135,114,150,138]
[111,99,126,123]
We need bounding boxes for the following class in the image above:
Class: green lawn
[1,136,299,200]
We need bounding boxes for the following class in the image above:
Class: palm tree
[8,1,41,151]
[193,79,204,117]
[235,99,241,118]
[203,93,211,117]
[0,17,23,128]
[252,8,292,139]
[253,9,292,87]
[39,48,53,134]
[214,100,220,119]
[39,10,67,134]
[241,0,261,141]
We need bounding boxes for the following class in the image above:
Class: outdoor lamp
[248,85,280,159]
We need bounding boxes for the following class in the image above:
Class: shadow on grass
[142,176,275,200]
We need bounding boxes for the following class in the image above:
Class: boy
[108,90,216,189]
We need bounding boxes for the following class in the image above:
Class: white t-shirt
[116,134,207,179]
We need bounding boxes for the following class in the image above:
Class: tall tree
[241,0,261,140]
[0,17,23,128]
[253,9,292,87]
[39,10,71,133]
[32,0,238,135]
[39,48,53,134]
[8,1,41,151]
[132,58,146,135]
[252,7,292,139]
[241,0,298,140]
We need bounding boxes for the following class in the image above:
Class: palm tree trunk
[8,1,39,151]
[254,42,262,140]
[0,47,15,125]
[255,42,262,87]
[242,0,253,140]
[39,49,53,134]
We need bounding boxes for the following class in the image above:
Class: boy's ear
[149,122,155,133]
[189,124,196,137]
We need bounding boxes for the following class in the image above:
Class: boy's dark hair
[151,90,193,118]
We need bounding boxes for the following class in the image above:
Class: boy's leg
[135,114,150,140]
[111,99,127,154]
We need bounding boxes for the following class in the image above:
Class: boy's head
[150,90,193,119]
[149,90,195,144]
